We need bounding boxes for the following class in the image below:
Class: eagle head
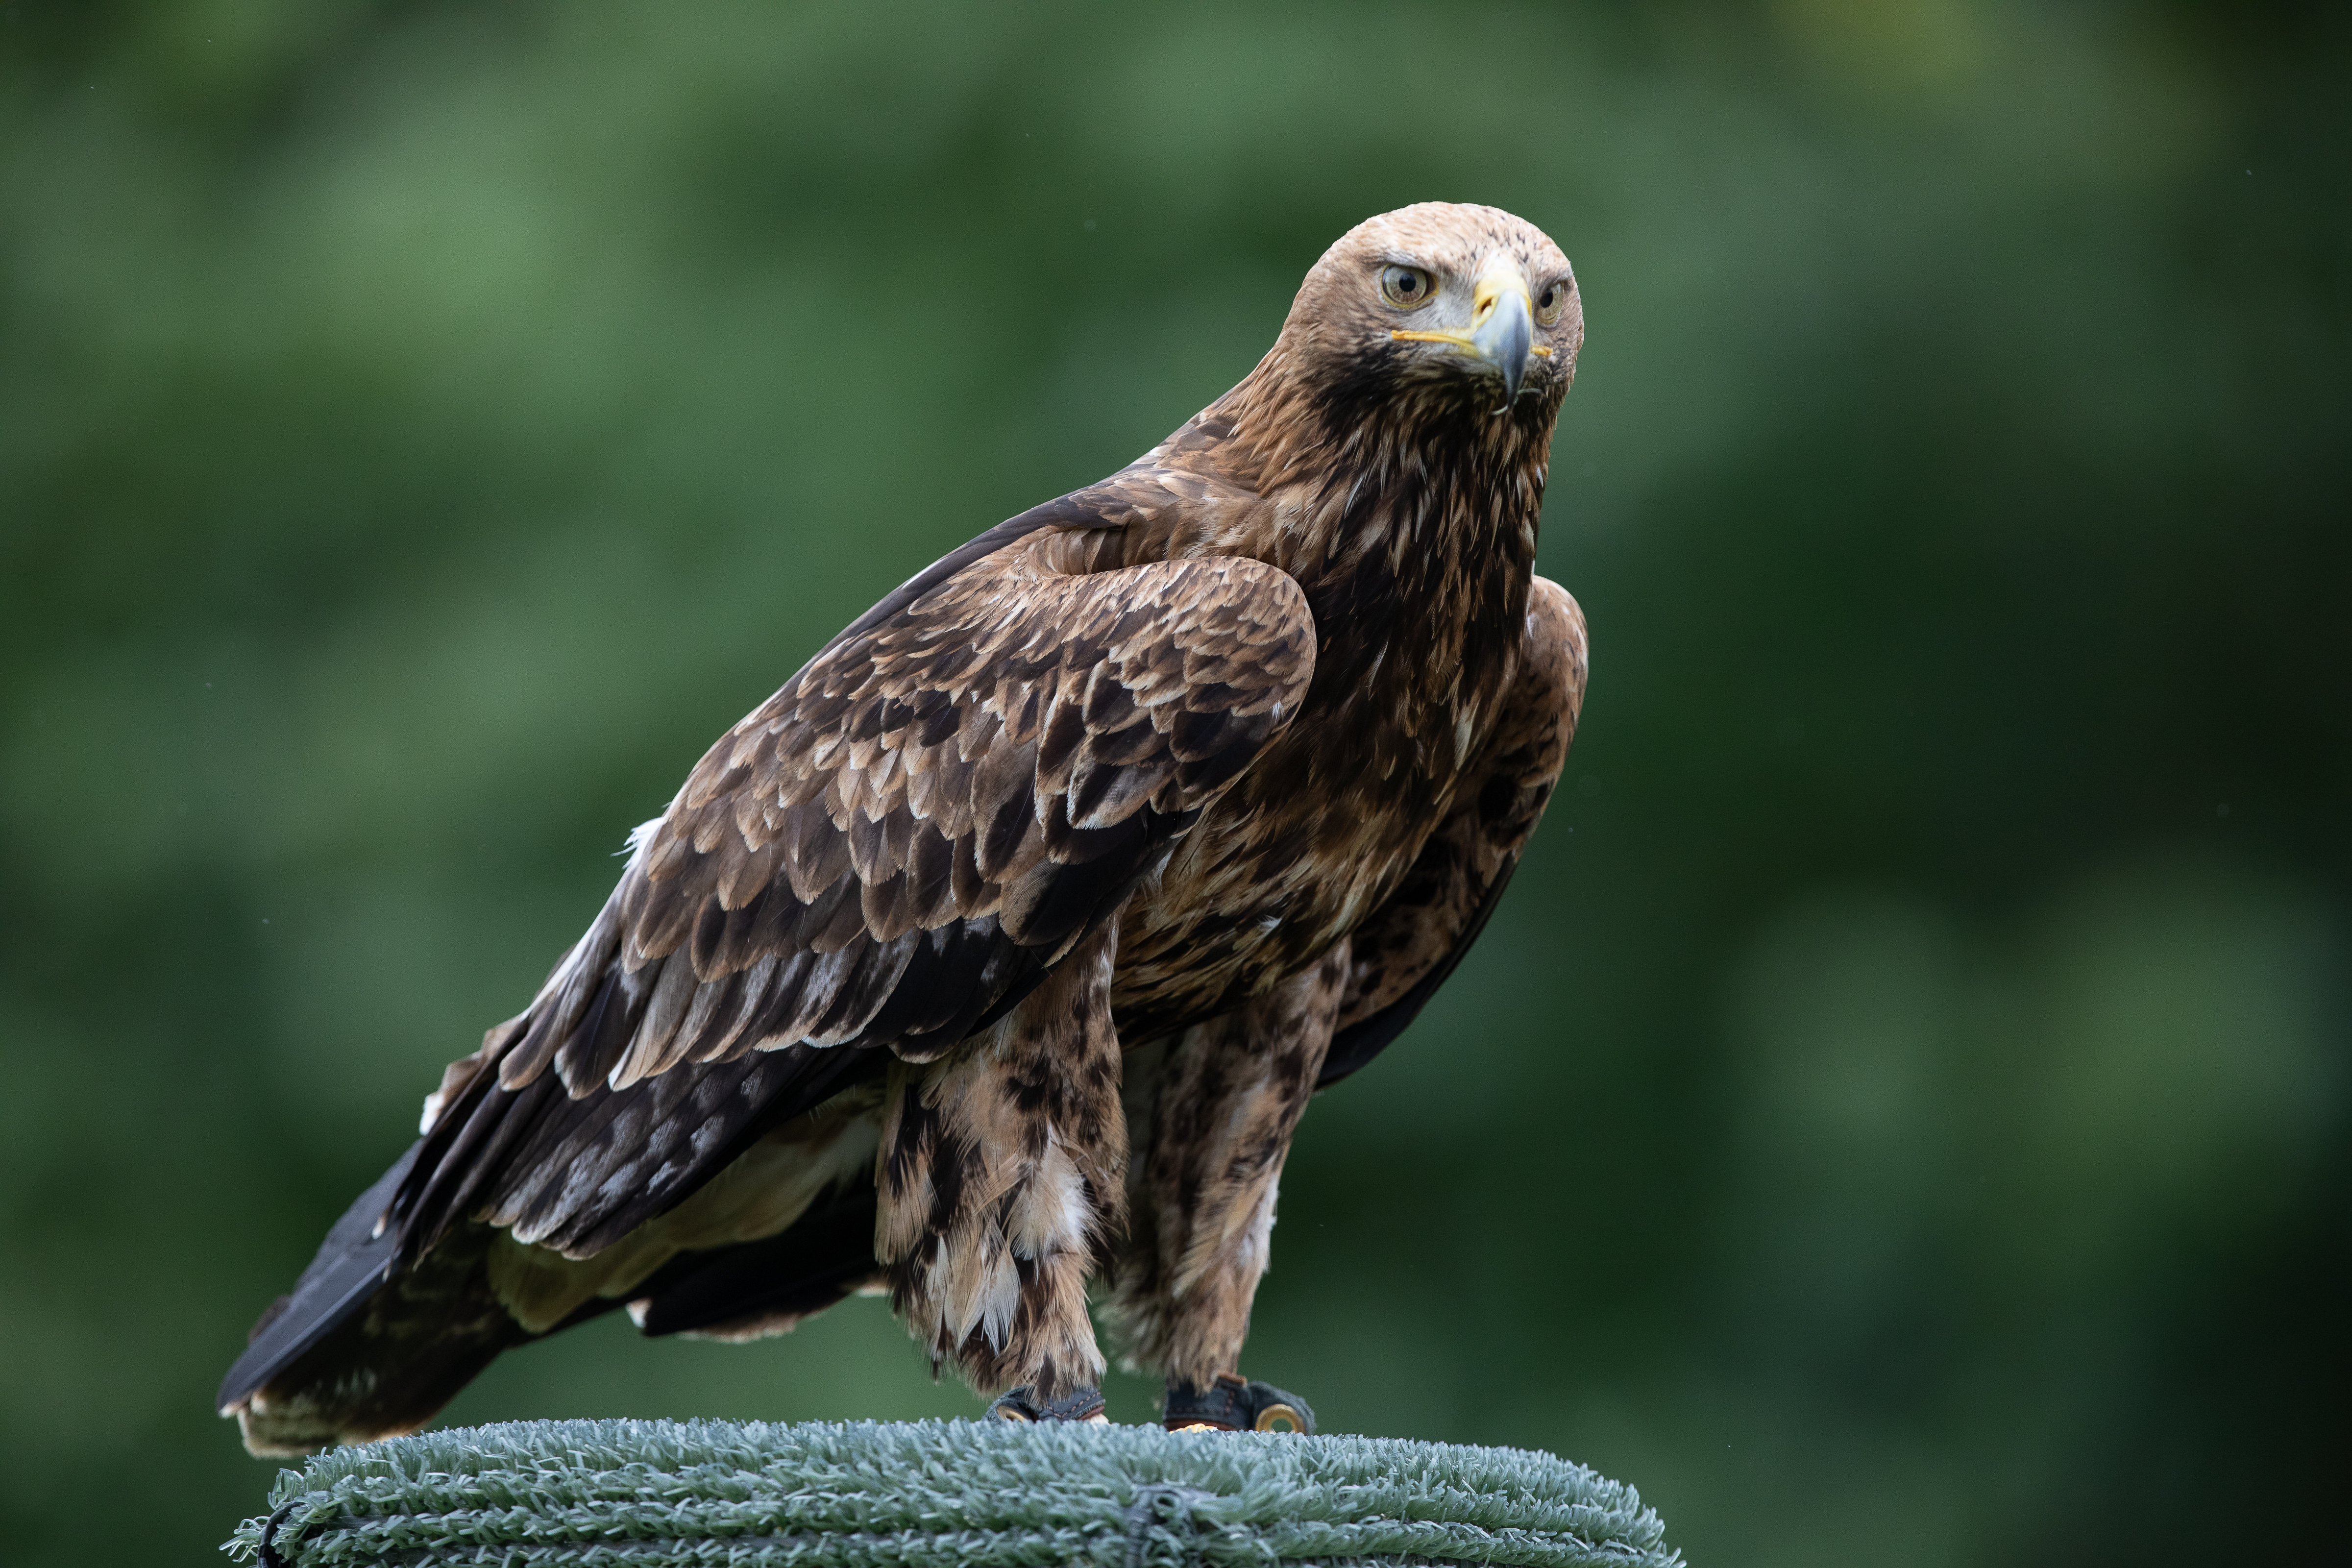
[1276,202,1584,436]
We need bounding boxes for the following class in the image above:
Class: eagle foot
[986,1384,1108,1423]
[1162,1373,1315,1434]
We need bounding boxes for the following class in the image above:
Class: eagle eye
[1534,277,1572,327]
[1379,265,1436,310]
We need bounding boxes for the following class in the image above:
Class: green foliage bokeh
[0,3,2343,1564]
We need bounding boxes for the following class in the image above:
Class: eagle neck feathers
[1134,351,1555,808]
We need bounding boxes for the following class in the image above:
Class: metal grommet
[1254,1402,1304,1433]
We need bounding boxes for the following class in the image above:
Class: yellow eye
[1534,276,1572,327]
[1379,264,1436,309]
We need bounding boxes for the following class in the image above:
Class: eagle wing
[393,506,1316,1262]
[1320,575,1586,1086]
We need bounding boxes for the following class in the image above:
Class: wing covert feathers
[394,523,1314,1261]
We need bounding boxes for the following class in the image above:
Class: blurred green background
[2,1,2344,1562]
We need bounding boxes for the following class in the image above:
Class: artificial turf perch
[226,1419,1678,1568]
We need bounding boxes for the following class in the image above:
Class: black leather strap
[986,1383,1107,1422]
[256,1502,302,1568]
[1124,1483,1212,1568]
[1162,1373,1315,1433]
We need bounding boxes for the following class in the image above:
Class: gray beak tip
[1475,290,1535,412]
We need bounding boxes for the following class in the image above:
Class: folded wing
[394,516,1317,1263]
[1321,576,1585,1086]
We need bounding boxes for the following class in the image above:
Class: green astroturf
[224,1417,1680,1567]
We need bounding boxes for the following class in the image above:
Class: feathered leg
[1105,580,1585,1428]
[1107,945,1348,1396]
[876,920,1125,1409]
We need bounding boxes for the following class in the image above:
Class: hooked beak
[1391,257,1545,411]
[1469,263,1536,406]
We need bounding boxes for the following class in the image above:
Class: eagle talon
[1162,1373,1316,1434]
[987,1384,1108,1423]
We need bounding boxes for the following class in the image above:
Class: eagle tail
[219,1146,888,1455]
[216,1143,547,1455]
[217,1144,411,1432]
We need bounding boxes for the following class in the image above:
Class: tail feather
[219,1139,892,1456]
[219,1141,564,1456]
[228,1219,546,1456]
[217,1145,416,1420]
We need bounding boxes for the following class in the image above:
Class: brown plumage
[220,201,1590,1452]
